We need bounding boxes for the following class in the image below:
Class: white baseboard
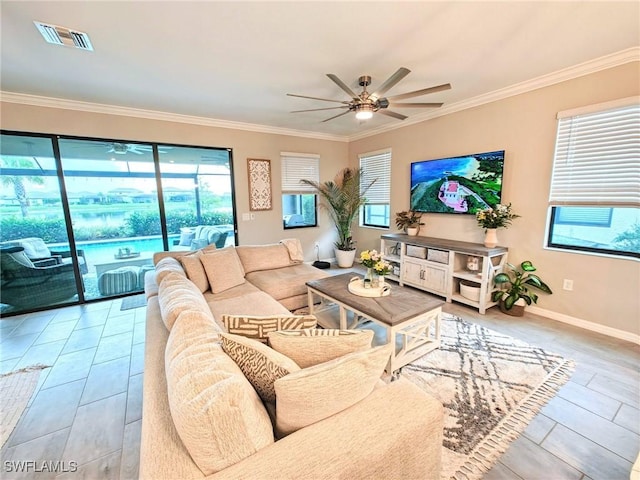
[527,305,640,345]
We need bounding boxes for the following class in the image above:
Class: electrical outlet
[562,279,573,291]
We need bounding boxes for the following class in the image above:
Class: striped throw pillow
[221,314,317,343]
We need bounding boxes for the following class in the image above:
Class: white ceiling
[1,1,639,140]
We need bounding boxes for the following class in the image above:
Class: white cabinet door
[402,258,424,287]
[424,264,448,294]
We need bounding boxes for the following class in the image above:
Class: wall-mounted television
[410,150,505,214]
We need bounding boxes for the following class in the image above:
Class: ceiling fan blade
[377,110,407,121]
[287,93,349,104]
[386,83,451,101]
[326,74,360,100]
[388,102,444,108]
[291,106,349,113]
[370,67,411,100]
[322,110,352,123]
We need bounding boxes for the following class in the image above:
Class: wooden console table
[380,234,508,314]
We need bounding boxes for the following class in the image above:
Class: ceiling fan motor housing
[358,76,372,88]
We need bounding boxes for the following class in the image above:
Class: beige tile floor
[0,291,638,479]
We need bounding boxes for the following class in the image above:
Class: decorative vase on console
[475,203,520,248]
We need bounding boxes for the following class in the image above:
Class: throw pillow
[267,328,373,368]
[166,310,274,475]
[221,314,317,343]
[220,332,300,404]
[200,247,246,294]
[179,251,209,293]
[274,344,392,437]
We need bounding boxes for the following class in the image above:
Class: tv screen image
[410,150,505,214]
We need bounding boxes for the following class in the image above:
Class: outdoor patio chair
[1,237,88,274]
[172,226,229,250]
[0,246,79,308]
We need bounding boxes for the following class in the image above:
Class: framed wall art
[247,158,272,211]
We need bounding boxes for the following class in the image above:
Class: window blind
[549,102,640,207]
[281,153,319,193]
[359,149,391,203]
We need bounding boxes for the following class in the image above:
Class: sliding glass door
[58,138,163,301]
[0,134,81,314]
[0,131,237,315]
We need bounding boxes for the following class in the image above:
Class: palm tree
[0,158,44,218]
[301,167,375,251]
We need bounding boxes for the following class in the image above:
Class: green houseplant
[395,210,424,235]
[492,260,553,316]
[301,167,375,267]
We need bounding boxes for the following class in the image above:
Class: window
[547,98,640,259]
[359,149,391,228]
[281,152,319,229]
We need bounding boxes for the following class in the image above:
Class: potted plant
[301,168,375,268]
[395,210,424,236]
[491,260,553,316]
[475,203,520,247]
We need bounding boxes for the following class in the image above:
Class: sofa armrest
[208,378,443,480]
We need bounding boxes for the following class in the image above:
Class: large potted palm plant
[301,167,375,268]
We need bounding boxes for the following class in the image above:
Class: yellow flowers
[360,249,391,275]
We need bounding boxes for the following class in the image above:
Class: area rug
[403,314,574,480]
[121,293,147,311]
[0,364,49,448]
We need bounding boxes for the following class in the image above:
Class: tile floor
[0,292,638,479]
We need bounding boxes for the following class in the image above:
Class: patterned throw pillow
[220,332,300,403]
[267,329,374,368]
[221,314,317,343]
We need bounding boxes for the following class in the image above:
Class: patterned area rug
[0,365,49,447]
[404,315,574,480]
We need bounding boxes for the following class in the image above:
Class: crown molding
[0,92,350,143]
[347,47,640,142]
[1,47,637,144]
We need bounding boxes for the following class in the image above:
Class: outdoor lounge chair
[1,237,88,274]
[0,246,79,308]
[172,226,229,250]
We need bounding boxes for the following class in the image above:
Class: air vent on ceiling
[34,21,93,51]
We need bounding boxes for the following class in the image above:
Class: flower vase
[364,268,374,288]
[484,228,498,248]
[378,275,385,287]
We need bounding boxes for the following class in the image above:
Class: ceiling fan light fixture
[355,104,374,120]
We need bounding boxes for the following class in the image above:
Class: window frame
[280,152,319,230]
[359,148,392,229]
[546,97,640,260]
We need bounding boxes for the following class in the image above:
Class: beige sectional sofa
[140,241,444,479]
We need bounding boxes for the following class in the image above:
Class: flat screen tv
[410,150,505,214]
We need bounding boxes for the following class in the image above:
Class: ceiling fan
[287,67,451,123]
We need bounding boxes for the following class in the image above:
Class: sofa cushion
[245,263,329,301]
[235,243,292,274]
[274,345,392,437]
[166,310,274,476]
[220,332,300,404]
[268,329,374,368]
[157,272,213,330]
[153,250,189,265]
[200,247,246,293]
[221,314,317,343]
[208,291,292,322]
[155,257,187,284]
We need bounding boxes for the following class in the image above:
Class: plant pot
[406,226,419,236]
[484,228,498,248]
[335,248,356,268]
[499,299,525,317]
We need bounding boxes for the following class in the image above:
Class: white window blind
[549,100,640,207]
[359,149,391,203]
[281,153,319,193]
